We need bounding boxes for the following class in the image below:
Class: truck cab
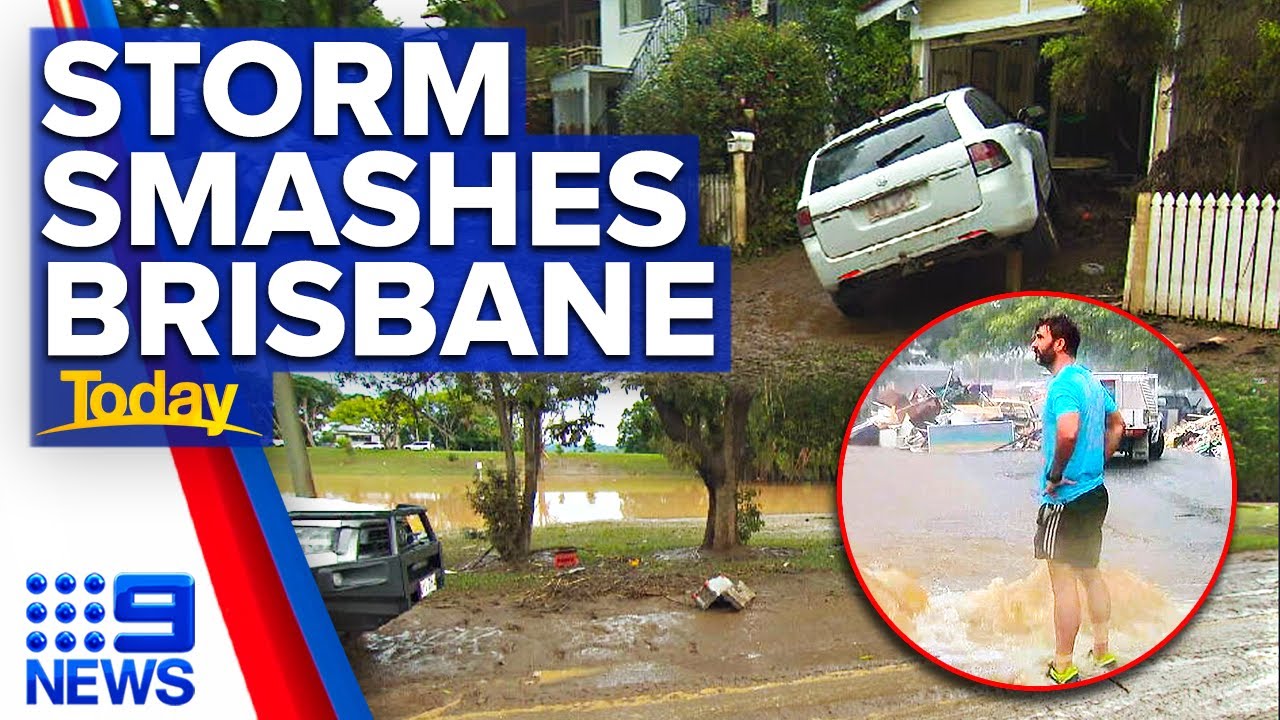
[1094,371,1165,462]
[286,497,445,633]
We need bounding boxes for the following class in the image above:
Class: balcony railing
[622,1,732,96]
[561,44,602,70]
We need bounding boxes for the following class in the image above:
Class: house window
[622,0,662,27]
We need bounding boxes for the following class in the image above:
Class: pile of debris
[849,374,1042,454]
[1167,413,1227,458]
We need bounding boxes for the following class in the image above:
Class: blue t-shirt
[1040,364,1116,504]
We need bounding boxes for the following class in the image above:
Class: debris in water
[693,575,756,611]
[1168,413,1226,458]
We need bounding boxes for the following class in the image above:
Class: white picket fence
[1123,192,1280,329]
[699,173,734,246]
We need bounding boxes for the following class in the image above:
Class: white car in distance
[404,441,435,451]
[796,88,1055,316]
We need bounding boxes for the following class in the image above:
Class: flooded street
[841,447,1235,685]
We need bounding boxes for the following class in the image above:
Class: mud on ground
[351,551,1277,720]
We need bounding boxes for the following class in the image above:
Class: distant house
[856,0,1175,177]
[499,1,784,135]
[332,424,379,445]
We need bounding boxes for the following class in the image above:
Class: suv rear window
[964,90,1013,129]
[811,106,961,193]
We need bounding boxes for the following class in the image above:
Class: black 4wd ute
[286,498,445,632]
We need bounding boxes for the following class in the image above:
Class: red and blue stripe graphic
[44,2,372,717]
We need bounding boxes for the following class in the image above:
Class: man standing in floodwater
[1030,314,1127,684]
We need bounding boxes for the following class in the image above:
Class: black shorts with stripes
[1034,484,1109,568]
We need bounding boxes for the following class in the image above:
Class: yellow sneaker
[1088,649,1118,670]
[1046,662,1080,684]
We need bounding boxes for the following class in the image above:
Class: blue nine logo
[25,572,195,706]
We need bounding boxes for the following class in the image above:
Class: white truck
[1094,371,1165,462]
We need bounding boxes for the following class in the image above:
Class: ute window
[294,526,337,555]
[811,106,961,193]
[358,524,393,558]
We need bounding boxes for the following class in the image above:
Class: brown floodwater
[298,472,836,532]
[841,446,1233,686]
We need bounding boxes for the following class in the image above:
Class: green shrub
[736,487,765,544]
[1204,371,1278,502]
[618,18,831,253]
[466,468,525,559]
[336,435,353,456]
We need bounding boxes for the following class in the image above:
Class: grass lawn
[440,520,845,596]
[1231,502,1279,552]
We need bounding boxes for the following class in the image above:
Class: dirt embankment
[731,183,1279,379]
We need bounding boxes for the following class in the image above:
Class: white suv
[796,88,1054,316]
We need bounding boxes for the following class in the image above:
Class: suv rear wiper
[875,134,926,168]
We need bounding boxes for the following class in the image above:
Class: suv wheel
[833,284,866,317]
[832,277,885,318]
[1024,191,1059,262]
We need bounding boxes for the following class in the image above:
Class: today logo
[37,370,259,438]
[25,572,196,706]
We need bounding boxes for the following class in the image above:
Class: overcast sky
[376,0,432,27]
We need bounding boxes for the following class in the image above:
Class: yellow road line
[406,663,914,720]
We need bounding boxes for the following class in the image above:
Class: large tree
[417,382,501,450]
[790,0,915,129]
[337,372,438,444]
[632,375,756,552]
[329,393,412,447]
[462,373,605,559]
[616,397,662,454]
[618,17,831,249]
[927,297,1196,388]
[291,374,340,446]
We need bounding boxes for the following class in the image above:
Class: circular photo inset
[838,292,1235,690]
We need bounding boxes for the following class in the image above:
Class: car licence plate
[866,188,917,222]
[418,574,437,598]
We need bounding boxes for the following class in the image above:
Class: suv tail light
[796,207,816,239]
[967,141,1011,175]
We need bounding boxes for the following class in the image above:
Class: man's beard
[1034,346,1056,368]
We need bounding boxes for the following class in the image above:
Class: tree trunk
[707,384,753,552]
[517,405,543,558]
[487,374,518,478]
[272,372,316,498]
[703,484,718,548]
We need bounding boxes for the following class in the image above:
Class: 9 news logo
[24,572,195,706]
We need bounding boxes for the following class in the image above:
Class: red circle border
[834,290,1240,693]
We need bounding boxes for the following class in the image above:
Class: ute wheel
[1149,430,1165,460]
